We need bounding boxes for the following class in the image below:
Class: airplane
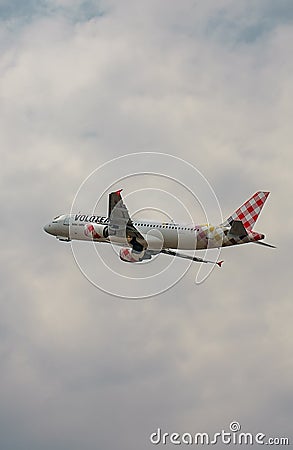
[43,190,275,267]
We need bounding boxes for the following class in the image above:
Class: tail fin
[221,191,270,231]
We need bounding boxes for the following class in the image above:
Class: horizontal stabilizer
[229,220,248,237]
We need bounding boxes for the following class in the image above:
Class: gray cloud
[0,0,105,23]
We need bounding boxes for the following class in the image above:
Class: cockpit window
[52,215,65,223]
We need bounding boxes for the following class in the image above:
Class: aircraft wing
[109,190,223,266]
[161,249,224,267]
[108,190,147,248]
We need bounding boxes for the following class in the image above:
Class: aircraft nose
[43,223,52,234]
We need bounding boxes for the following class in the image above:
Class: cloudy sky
[1,0,293,448]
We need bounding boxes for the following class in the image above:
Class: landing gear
[130,237,144,254]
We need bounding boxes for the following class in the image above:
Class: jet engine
[119,247,157,262]
[84,223,109,239]
[120,247,144,262]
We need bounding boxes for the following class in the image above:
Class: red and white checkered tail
[221,191,270,231]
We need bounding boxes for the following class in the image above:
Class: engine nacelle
[119,248,157,262]
[84,223,109,239]
[120,247,145,263]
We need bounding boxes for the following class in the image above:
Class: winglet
[108,189,124,218]
[217,260,224,268]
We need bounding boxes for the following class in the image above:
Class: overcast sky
[0,1,293,449]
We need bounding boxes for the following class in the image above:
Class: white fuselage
[43,214,263,250]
